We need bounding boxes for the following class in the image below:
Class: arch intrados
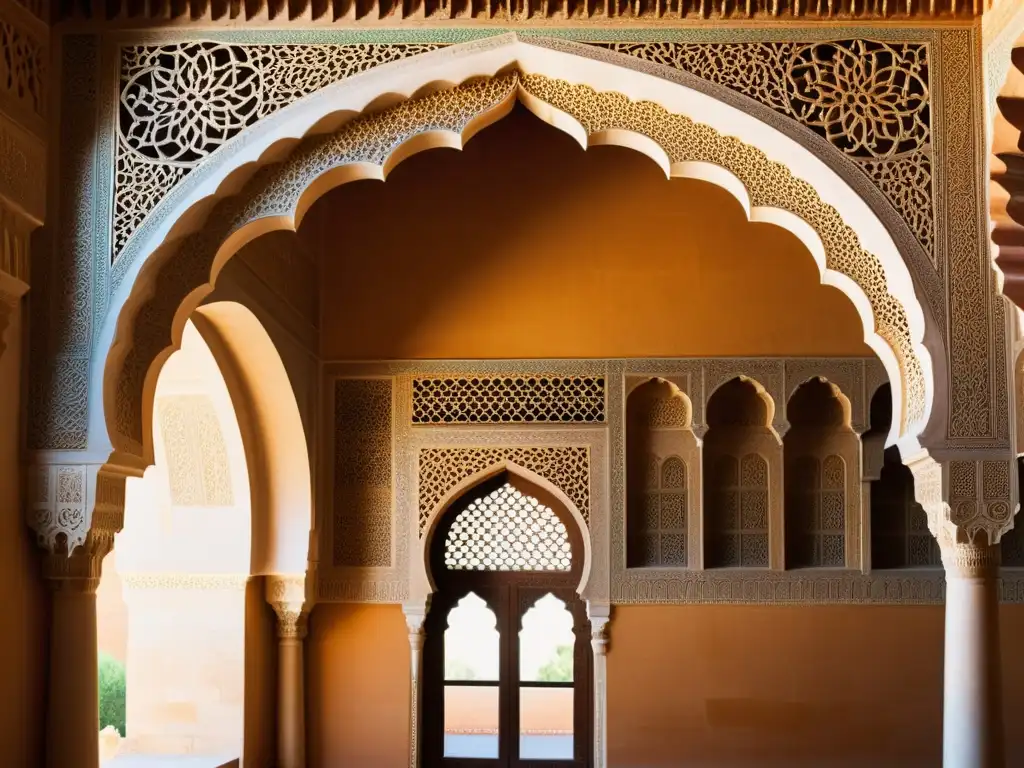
[188,302,312,576]
[625,377,694,430]
[97,35,936,464]
[785,376,854,431]
[421,461,591,597]
[706,375,776,430]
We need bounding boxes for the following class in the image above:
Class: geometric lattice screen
[787,455,846,567]
[638,456,688,567]
[412,375,605,424]
[444,483,572,572]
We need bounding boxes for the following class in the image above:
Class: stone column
[909,455,1014,768]
[940,542,1004,768]
[403,603,427,768]
[267,576,308,768]
[42,543,111,768]
[588,603,611,768]
[27,463,131,768]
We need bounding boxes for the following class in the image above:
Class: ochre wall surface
[0,305,47,767]
[306,105,872,362]
[306,602,1024,768]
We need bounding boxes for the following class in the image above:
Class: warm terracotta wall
[243,576,277,768]
[306,601,1024,768]
[0,305,47,766]
[608,604,1024,768]
[307,105,871,362]
[307,604,410,768]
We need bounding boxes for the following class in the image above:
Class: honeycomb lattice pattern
[412,376,605,424]
[444,483,572,571]
[419,446,590,535]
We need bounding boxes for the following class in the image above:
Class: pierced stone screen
[444,484,572,572]
[412,376,605,424]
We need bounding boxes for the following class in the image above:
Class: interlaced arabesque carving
[113,42,443,258]
[112,38,936,263]
[334,378,393,567]
[114,73,926,453]
[790,455,846,567]
[444,483,572,572]
[707,453,770,568]
[638,456,688,568]
[600,40,933,256]
[519,73,925,433]
[156,395,233,507]
[114,74,519,449]
[0,20,45,121]
[411,375,605,424]
[419,445,590,536]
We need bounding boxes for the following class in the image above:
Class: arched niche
[783,377,861,569]
[702,377,782,570]
[416,462,592,603]
[624,377,700,569]
[867,383,940,569]
[93,34,941,489]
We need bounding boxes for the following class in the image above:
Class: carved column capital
[907,452,1018,548]
[27,461,138,564]
[860,431,887,482]
[266,574,309,640]
[940,541,1001,580]
[587,601,611,657]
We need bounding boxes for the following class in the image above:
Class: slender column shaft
[942,543,1004,768]
[277,634,307,768]
[46,583,100,768]
[589,612,610,768]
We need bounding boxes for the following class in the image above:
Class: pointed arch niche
[702,377,782,570]
[625,377,700,570]
[783,378,861,570]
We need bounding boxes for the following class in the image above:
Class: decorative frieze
[52,0,985,25]
[156,395,233,508]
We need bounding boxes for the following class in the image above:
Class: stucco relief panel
[156,394,233,508]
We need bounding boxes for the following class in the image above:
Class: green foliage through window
[536,644,573,683]
[98,653,127,737]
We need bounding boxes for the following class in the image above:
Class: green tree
[98,653,127,737]
[537,645,573,683]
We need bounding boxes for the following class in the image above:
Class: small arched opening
[867,383,940,569]
[783,378,857,569]
[422,471,591,767]
[702,377,777,569]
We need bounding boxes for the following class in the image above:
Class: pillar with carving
[403,602,427,768]
[588,603,611,768]
[267,575,309,768]
[910,456,1014,768]
[27,463,133,768]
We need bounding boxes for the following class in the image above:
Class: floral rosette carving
[121,42,265,165]
[785,40,929,160]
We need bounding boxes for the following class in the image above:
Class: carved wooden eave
[993,37,1024,309]
[50,0,986,26]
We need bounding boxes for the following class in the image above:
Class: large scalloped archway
[92,35,939,470]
